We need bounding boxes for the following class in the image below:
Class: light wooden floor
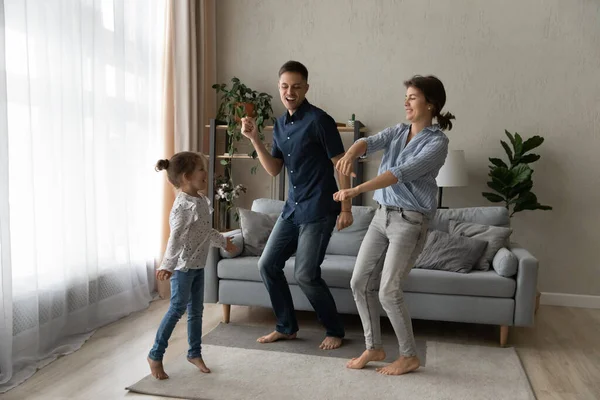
[2,301,599,400]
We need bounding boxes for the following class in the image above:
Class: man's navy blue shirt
[271,99,345,224]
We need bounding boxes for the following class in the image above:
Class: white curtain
[0,0,166,392]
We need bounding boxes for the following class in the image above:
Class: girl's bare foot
[187,357,211,373]
[376,355,420,375]
[256,331,297,343]
[147,357,169,380]
[319,336,343,350]
[346,349,386,369]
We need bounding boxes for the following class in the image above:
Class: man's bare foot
[147,357,169,380]
[319,336,343,350]
[256,331,297,343]
[346,349,386,369]
[187,357,211,373]
[376,355,420,375]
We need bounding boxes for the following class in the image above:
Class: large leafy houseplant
[211,77,275,228]
[482,130,552,217]
[212,77,275,174]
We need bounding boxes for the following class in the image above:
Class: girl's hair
[404,75,456,131]
[155,151,207,188]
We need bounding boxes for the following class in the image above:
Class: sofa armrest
[204,229,242,303]
[204,246,221,304]
[511,244,539,327]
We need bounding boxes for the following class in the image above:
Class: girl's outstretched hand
[225,237,238,253]
[156,269,173,281]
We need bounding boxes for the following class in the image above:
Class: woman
[333,75,454,375]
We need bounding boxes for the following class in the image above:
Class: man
[240,60,353,350]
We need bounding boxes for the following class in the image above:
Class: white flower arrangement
[214,179,247,204]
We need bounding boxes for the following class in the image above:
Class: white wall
[215,0,600,296]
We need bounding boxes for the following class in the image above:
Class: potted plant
[482,130,552,217]
[212,77,275,173]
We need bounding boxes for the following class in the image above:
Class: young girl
[148,151,237,380]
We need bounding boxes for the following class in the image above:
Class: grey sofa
[204,198,539,346]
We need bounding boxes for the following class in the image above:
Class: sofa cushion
[250,198,376,257]
[218,256,262,281]
[430,207,509,233]
[449,220,513,271]
[217,255,516,298]
[492,247,518,277]
[415,230,488,273]
[404,269,516,298]
[217,255,356,289]
[251,198,285,214]
[326,206,375,256]
[238,208,279,256]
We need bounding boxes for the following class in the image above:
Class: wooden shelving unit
[206,118,369,228]
[216,154,369,161]
[204,124,368,133]
[216,154,256,159]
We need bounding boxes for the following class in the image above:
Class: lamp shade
[436,150,468,187]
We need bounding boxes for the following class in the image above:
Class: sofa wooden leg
[535,291,541,314]
[222,304,231,324]
[500,325,509,347]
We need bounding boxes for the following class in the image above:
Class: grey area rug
[201,322,427,364]
[126,324,535,400]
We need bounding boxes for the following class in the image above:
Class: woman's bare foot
[147,357,169,380]
[256,331,297,343]
[376,355,420,375]
[346,349,386,369]
[187,357,211,373]
[319,336,343,350]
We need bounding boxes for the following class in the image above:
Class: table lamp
[436,149,468,208]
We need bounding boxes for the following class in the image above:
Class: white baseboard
[540,292,600,309]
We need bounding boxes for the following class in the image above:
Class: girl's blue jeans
[149,268,205,361]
